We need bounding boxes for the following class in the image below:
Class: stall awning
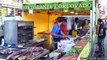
[102,18,107,20]
[25,0,92,4]
[22,1,92,10]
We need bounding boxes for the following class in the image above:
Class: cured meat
[6,47,45,60]
[0,49,13,54]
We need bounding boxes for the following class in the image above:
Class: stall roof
[26,0,92,3]
[22,1,92,10]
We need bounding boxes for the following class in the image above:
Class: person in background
[51,17,67,50]
[106,21,107,29]
[82,19,90,35]
[71,17,79,37]
[0,35,4,45]
[82,19,90,28]
[60,17,67,40]
[97,18,106,57]
[85,19,90,29]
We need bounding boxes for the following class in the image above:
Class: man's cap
[56,17,66,22]
[56,17,66,20]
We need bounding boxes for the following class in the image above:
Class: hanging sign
[22,1,92,10]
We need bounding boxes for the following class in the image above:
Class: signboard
[26,0,92,3]
[22,1,92,10]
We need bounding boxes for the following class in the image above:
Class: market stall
[21,0,94,60]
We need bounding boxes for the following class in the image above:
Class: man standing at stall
[97,18,106,57]
[51,17,67,50]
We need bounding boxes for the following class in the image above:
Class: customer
[97,18,106,57]
[71,17,79,37]
[51,17,67,50]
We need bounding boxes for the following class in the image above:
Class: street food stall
[0,0,96,60]
[22,1,93,59]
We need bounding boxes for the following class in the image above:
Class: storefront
[22,0,94,60]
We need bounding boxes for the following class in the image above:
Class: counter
[59,33,90,60]
[0,47,49,60]
[77,42,90,60]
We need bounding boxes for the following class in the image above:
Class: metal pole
[89,0,95,58]
[13,8,15,16]
[48,10,50,31]
[0,4,3,31]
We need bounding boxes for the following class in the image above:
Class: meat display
[0,49,15,54]
[6,47,45,60]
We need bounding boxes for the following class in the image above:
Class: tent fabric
[102,18,107,20]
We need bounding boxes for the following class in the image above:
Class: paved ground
[104,31,107,58]
[92,31,107,59]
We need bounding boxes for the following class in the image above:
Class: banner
[22,1,92,10]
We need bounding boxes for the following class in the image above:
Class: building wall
[23,11,62,49]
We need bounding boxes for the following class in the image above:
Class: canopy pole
[89,0,95,58]
[48,10,50,31]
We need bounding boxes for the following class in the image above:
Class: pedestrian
[97,18,106,57]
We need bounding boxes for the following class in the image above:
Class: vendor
[71,17,79,37]
[54,17,67,36]
[60,17,67,39]
[51,17,67,50]
[82,19,90,34]
[85,19,90,29]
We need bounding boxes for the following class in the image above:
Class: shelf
[17,21,34,44]
[18,31,33,34]
[38,32,51,34]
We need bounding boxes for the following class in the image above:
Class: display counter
[74,32,91,60]
[0,47,49,60]
[77,42,90,60]
[59,31,91,60]
[59,40,90,60]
